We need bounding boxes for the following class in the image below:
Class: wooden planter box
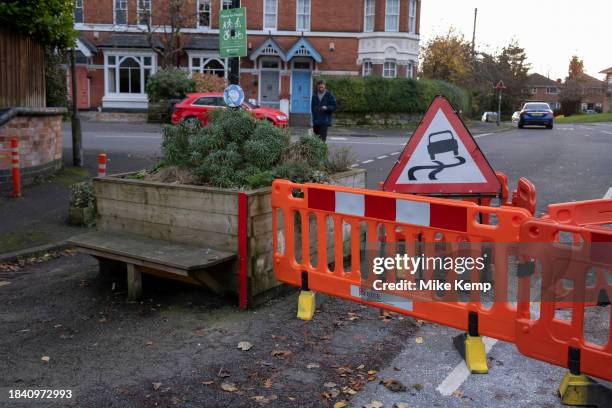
[92,169,366,303]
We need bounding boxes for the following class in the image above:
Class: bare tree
[138,0,198,67]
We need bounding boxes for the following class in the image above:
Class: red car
[171,92,289,127]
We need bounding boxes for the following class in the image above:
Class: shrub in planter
[157,109,327,189]
[68,182,95,226]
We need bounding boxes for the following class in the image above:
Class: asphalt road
[59,119,612,406]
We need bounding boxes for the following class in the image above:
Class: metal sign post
[495,80,506,127]
[220,1,246,85]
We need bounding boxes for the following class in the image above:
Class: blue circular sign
[223,84,245,108]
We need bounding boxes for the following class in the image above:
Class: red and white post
[10,137,21,198]
[98,153,107,177]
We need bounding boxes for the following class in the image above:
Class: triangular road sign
[384,96,501,196]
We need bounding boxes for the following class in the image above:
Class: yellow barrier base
[453,333,488,374]
[297,290,316,321]
[558,372,612,406]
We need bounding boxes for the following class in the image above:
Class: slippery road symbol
[407,129,467,180]
[407,156,467,180]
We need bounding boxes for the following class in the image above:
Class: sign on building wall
[219,7,247,58]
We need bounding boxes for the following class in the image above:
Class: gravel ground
[0,252,417,407]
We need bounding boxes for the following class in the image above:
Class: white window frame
[383,60,397,78]
[364,0,375,32]
[221,0,232,10]
[530,87,537,95]
[407,61,414,78]
[197,0,212,28]
[137,0,151,26]
[408,0,417,34]
[74,0,84,24]
[362,61,373,76]
[296,0,311,32]
[546,87,558,94]
[104,52,157,97]
[189,54,228,79]
[113,0,128,25]
[385,0,400,32]
[264,0,278,30]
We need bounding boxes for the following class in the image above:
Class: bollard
[10,137,20,198]
[98,153,107,177]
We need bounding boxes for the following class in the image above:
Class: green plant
[284,133,328,169]
[69,182,94,208]
[145,68,195,102]
[313,76,470,115]
[326,146,357,173]
[0,0,76,48]
[45,46,68,108]
[193,72,227,92]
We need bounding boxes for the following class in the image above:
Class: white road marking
[362,159,374,164]
[377,155,388,159]
[436,337,498,396]
[330,141,406,146]
[473,132,493,139]
[390,151,401,155]
[604,187,612,199]
[329,137,348,141]
[350,164,359,168]
[601,131,612,136]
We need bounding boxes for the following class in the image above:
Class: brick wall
[0,115,63,188]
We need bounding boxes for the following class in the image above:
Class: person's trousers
[312,125,328,142]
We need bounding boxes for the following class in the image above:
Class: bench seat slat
[68,231,235,271]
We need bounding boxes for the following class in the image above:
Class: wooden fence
[0,27,46,108]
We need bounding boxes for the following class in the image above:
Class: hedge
[314,76,469,115]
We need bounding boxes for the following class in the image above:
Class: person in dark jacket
[311,79,337,142]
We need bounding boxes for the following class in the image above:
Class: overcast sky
[420,0,611,81]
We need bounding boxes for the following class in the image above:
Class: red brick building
[72,0,422,114]
[524,73,562,110]
[600,66,612,113]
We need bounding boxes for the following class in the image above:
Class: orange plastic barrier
[272,179,532,343]
[516,219,612,380]
[271,180,612,381]
[511,177,536,215]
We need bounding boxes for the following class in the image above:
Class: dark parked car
[427,130,459,160]
[518,102,554,129]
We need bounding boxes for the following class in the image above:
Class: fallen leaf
[221,382,238,392]
[356,364,365,370]
[271,349,292,358]
[324,382,337,388]
[145,341,154,347]
[237,341,253,351]
[307,363,320,369]
[364,401,384,408]
[251,396,266,403]
[201,380,214,385]
[334,401,349,408]
[451,390,464,398]
[381,378,407,392]
[41,356,50,363]
[342,386,358,395]
[0,281,12,287]
[415,337,423,344]
[152,382,161,391]
[412,383,424,391]
[194,330,205,337]
[393,403,409,408]
[322,388,340,399]
[263,378,273,388]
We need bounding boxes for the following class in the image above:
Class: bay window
[105,54,156,95]
[383,60,397,78]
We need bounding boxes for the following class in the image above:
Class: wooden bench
[68,231,235,300]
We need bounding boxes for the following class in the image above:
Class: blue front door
[291,71,311,113]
